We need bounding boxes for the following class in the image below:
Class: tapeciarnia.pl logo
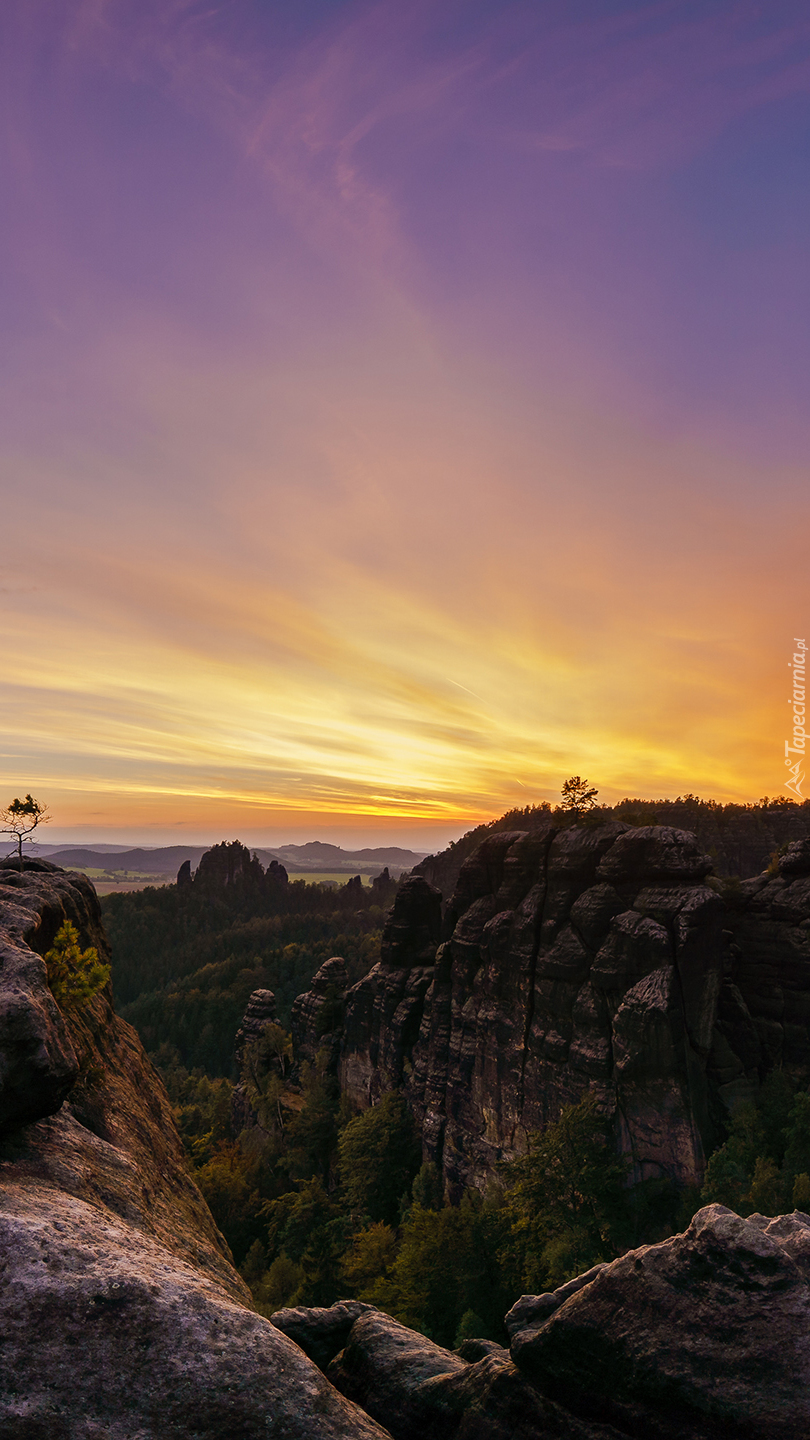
[785,637,807,799]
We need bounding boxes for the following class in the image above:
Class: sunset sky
[2,0,809,847]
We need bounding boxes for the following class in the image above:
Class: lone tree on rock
[1,794,50,868]
[560,776,598,815]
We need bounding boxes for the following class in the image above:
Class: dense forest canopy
[102,841,396,1073]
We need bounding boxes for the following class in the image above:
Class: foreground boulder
[0,863,392,1439]
[270,1299,374,1370]
[510,1204,810,1440]
[0,1185,390,1440]
[272,1305,613,1440]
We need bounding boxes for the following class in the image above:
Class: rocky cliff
[292,824,810,1197]
[413,800,810,892]
[0,860,390,1439]
[5,855,809,1439]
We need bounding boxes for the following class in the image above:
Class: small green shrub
[45,921,110,1008]
[454,1309,488,1347]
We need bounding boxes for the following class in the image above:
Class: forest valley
[101,811,810,1350]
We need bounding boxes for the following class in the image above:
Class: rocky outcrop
[0,859,85,1130]
[0,862,391,1439]
[291,956,349,1071]
[718,837,810,1089]
[414,802,810,892]
[272,1305,550,1440]
[179,840,288,890]
[510,1204,810,1440]
[231,987,279,1132]
[503,1263,608,1334]
[272,1205,810,1440]
[320,1311,606,1440]
[292,826,810,1197]
[271,1299,374,1369]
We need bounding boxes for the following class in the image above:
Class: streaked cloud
[0,0,807,843]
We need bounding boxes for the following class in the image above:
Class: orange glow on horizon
[2,2,808,843]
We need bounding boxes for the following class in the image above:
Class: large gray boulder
[317,1307,612,1440]
[510,1204,810,1439]
[0,1184,391,1440]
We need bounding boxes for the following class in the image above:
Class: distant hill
[34,841,428,878]
[39,846,208,874]
[34,843,142,856]
[268,842,427,872]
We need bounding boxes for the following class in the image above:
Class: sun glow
[2,1,808,841]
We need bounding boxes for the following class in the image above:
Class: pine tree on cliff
[0,794,49,868]
[559,776,598,815]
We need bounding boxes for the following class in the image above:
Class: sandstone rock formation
[230,986,279,1133]
[177,840,288,890]
[6,853,809,1438]
[273,1204,810,1440]
[414,801,810,891]
[272,1303,596,1440]
[290,955,349,1071]
[0,861,391,1439]
[271,1299,375,1369]
[509,1203,810,1440]
[721,836,810,1085]
[292,825,810,1196]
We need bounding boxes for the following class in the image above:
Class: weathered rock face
[718,838,810,1093]
[0,864,392,1440]
[231,987,279,1133]
[0,1187,392,1440]
[510,1204,810,1440]
[0,860,85,1130]
[291,956,349,1071]
[276,1206,810,1440]
[334,880,441,1108]
[271,1299,375,1370]
[293,827,810,1196]
[0,860,243,1293]
[273,1304,605,1440]
[185,840,288,891]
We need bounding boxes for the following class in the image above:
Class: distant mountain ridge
[271,841,427,867]
[27,841,428,876]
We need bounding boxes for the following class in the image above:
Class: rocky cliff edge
[0,861,391,1440]
[292,825,810,1197]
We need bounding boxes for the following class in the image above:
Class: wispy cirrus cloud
[1,0,809,840]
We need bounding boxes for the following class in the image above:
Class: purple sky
[1,0,809,845]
